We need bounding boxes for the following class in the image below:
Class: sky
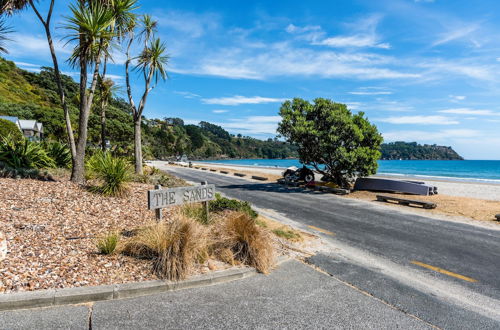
[3,0,500,159]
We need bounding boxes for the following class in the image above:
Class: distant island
[380,142,463,160]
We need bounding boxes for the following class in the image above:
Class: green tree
[277,98,383,188]
[125,15,169,174]
[64,0,115,183]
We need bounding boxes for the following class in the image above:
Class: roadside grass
[120,215,209,281]
[272,228,302,241]
[96,232,120,255]
[212,212,275,274]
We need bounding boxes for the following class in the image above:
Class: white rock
[0,232,7,261]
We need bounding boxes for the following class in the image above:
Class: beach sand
[183,162,500,223]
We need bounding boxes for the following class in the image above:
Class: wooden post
[155,184,163,222]
[201,181,209,223]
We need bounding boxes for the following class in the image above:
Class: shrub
[86,151,132,197]
[0,118,23,141]
[213,212,275,274]
[96,232,119,255]
[121,216,208,281]
[209,193,258,219]
[181,203,208,225]
[0,135,55,169]
[43,141,72,168]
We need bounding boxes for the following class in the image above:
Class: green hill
[381,142,463,160]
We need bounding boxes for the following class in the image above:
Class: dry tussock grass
[212,212,276,274]
[120,214,208,281]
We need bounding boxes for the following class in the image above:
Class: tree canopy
[277,98,383,187]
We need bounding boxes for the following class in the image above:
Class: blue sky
[4,0,500,159]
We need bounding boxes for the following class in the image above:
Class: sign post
[201,181,210,223]
[148,183,216,222]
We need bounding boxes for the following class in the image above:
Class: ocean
[198,159,500,184]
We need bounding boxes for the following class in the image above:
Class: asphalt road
[158,164,500,328]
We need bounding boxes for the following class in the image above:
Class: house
[0,116,44,141]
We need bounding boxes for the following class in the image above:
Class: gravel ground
[0,178,228,294]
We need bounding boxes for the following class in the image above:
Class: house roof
[19,120,38,131]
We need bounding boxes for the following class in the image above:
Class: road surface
[156,163,500,329]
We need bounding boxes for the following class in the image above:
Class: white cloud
[379,115,459,125]
[449,95,466,102]
[432,24,479,47]
[286,24,321,34]
[438,108,500,116]
[202,95,287,106]
[349,91,393,95]
[174,91,201,99]
[217,116,281,135]
[316,35,390,49]
[7,33,70,57]
[156,10,219,38]
[212,109,228,113]
[383,129,481,142]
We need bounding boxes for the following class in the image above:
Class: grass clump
[86,151,132,197]
[121,215,208,281]
[272,228,302,241]
[181,203,208,225]
[213,212,275,274]
[96,232,119,255]
[209,193,258,219]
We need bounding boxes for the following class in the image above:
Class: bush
[121,216,208,281]
[0,135,55,169]
[213,212,275,274]
[209,193,258,219]
[86,151,132,197]
[0,118,23,141]
[278,98,383,188]
[96,232,119,255]
[181,203,208,225]
[43,141,72,168]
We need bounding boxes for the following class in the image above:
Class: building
[0,116,44,141]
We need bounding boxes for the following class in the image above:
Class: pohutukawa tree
[125,14,168,175]
[277,98,383,188]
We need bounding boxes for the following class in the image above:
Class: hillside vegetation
[381,142,463,160]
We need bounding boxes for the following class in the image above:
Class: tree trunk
[100,100,106,151]
[30,0,76,159]
[71,45,103,183]
[134,119,143,175]
[71,58,89,183]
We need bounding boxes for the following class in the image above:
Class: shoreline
[196,161,500,186]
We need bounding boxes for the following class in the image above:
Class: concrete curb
[0,257,290,312]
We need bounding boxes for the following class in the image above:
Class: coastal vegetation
[278,98,383,188]
[381,142,463,160]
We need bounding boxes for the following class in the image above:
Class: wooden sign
[148,184,216,210]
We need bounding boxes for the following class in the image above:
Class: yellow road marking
[411,260,478,283]
[307,225,335,236]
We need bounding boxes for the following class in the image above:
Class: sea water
[198,159,500,184]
